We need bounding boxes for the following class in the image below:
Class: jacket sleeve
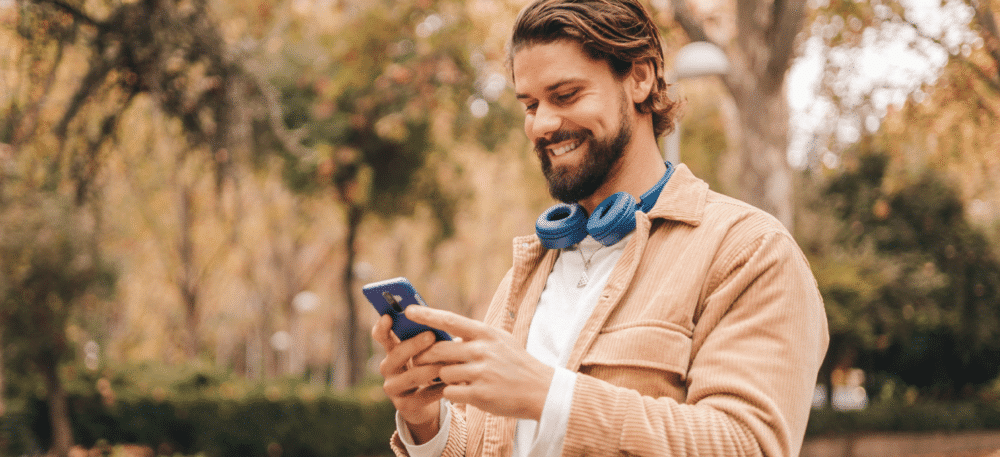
[390,403,470,457]
[388,268,517,457]
[561,230,829,457]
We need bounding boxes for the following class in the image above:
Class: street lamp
[663,41,730,164]
[290,291,320,375]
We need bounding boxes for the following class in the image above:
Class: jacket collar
[645,163,707,227]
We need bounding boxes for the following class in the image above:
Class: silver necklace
[577,244,603,288]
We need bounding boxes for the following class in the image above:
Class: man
[372,0,829,456]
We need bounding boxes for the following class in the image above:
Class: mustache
[534,129,591,151]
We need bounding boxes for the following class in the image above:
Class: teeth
[551,141,580,156]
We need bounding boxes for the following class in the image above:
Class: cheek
[572,101,609,130]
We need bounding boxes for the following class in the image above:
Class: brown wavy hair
[508,0,679,138]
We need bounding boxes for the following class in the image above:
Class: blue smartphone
[363,277,452,342]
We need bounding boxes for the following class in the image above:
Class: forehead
[512,40,615,95]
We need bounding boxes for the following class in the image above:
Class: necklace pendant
[577,271,589,288]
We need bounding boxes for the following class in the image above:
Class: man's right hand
[372,314,446,444]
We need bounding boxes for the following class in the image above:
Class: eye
[523,101,538,113]
[554,89,579,104]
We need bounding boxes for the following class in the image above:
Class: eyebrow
[515,77,587,101]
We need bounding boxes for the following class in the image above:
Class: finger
[379,331,437,377]
[405,306,493,341]
[372,315,395,352]
[440,383,478,407]
[436,360,487,385]
[413,339,484,366]
[401,382,447,412]
[408,381,447,402]
[371,314,398,351]
[383,363,444,397]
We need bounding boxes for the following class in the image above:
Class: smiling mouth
[550,141,581,156]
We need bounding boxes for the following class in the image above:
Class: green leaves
[817,150,1000,392]
[0,193,117,368]
[274,0,516,234]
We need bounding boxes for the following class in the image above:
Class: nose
[526,102,562,142]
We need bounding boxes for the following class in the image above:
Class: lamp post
[663,41,730,164]
[291,290,320,376]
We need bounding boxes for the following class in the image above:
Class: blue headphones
[535,161,675,249]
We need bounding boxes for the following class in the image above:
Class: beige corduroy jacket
[391,164,829,457]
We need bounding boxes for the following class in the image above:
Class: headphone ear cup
[536,203,589,249]
[587,192,637,246]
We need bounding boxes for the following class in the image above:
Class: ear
[626,59,656,105]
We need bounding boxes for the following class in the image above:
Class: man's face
[513,40,634,203]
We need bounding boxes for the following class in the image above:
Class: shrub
[0,393,396,457]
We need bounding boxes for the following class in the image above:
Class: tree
[3,0,528,395]
[274,0,520,386]
[787,0,1000,406]
[669,0,808,229]
[0,1,318,448]
[810,148,1000,399]
[805,0,1000,219]
[2,0,339,367]
[5,0,326,359]
[0,194,116,456]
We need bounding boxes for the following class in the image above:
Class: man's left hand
[405,305,555,421]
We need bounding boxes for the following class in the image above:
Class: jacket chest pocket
[578,324,692,401]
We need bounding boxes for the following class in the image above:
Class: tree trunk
[672,0,806,231]
[179,183,200,359]
[0,330,5,417]
[41,356,73,457]
[342,204,367,386]
[722,79,794,228]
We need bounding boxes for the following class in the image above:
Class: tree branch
[901,11,1000,95]
[240,59,313,160]
[970,0,1000,86]
[72,88,137,204]
[12,41,65,147]
[31,0,103,29]
[766,0,807,88]
[735,0,757,44]
[671,0,712,44]
[55,56,115,138]
[959,54,1000,93]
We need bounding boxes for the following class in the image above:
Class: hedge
[805,401,1000,436]
[0,394,397,457]
[6,394,1000,456]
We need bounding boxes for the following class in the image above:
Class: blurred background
[1,0,999,456]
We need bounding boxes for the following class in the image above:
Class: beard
[535,103,632,203]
